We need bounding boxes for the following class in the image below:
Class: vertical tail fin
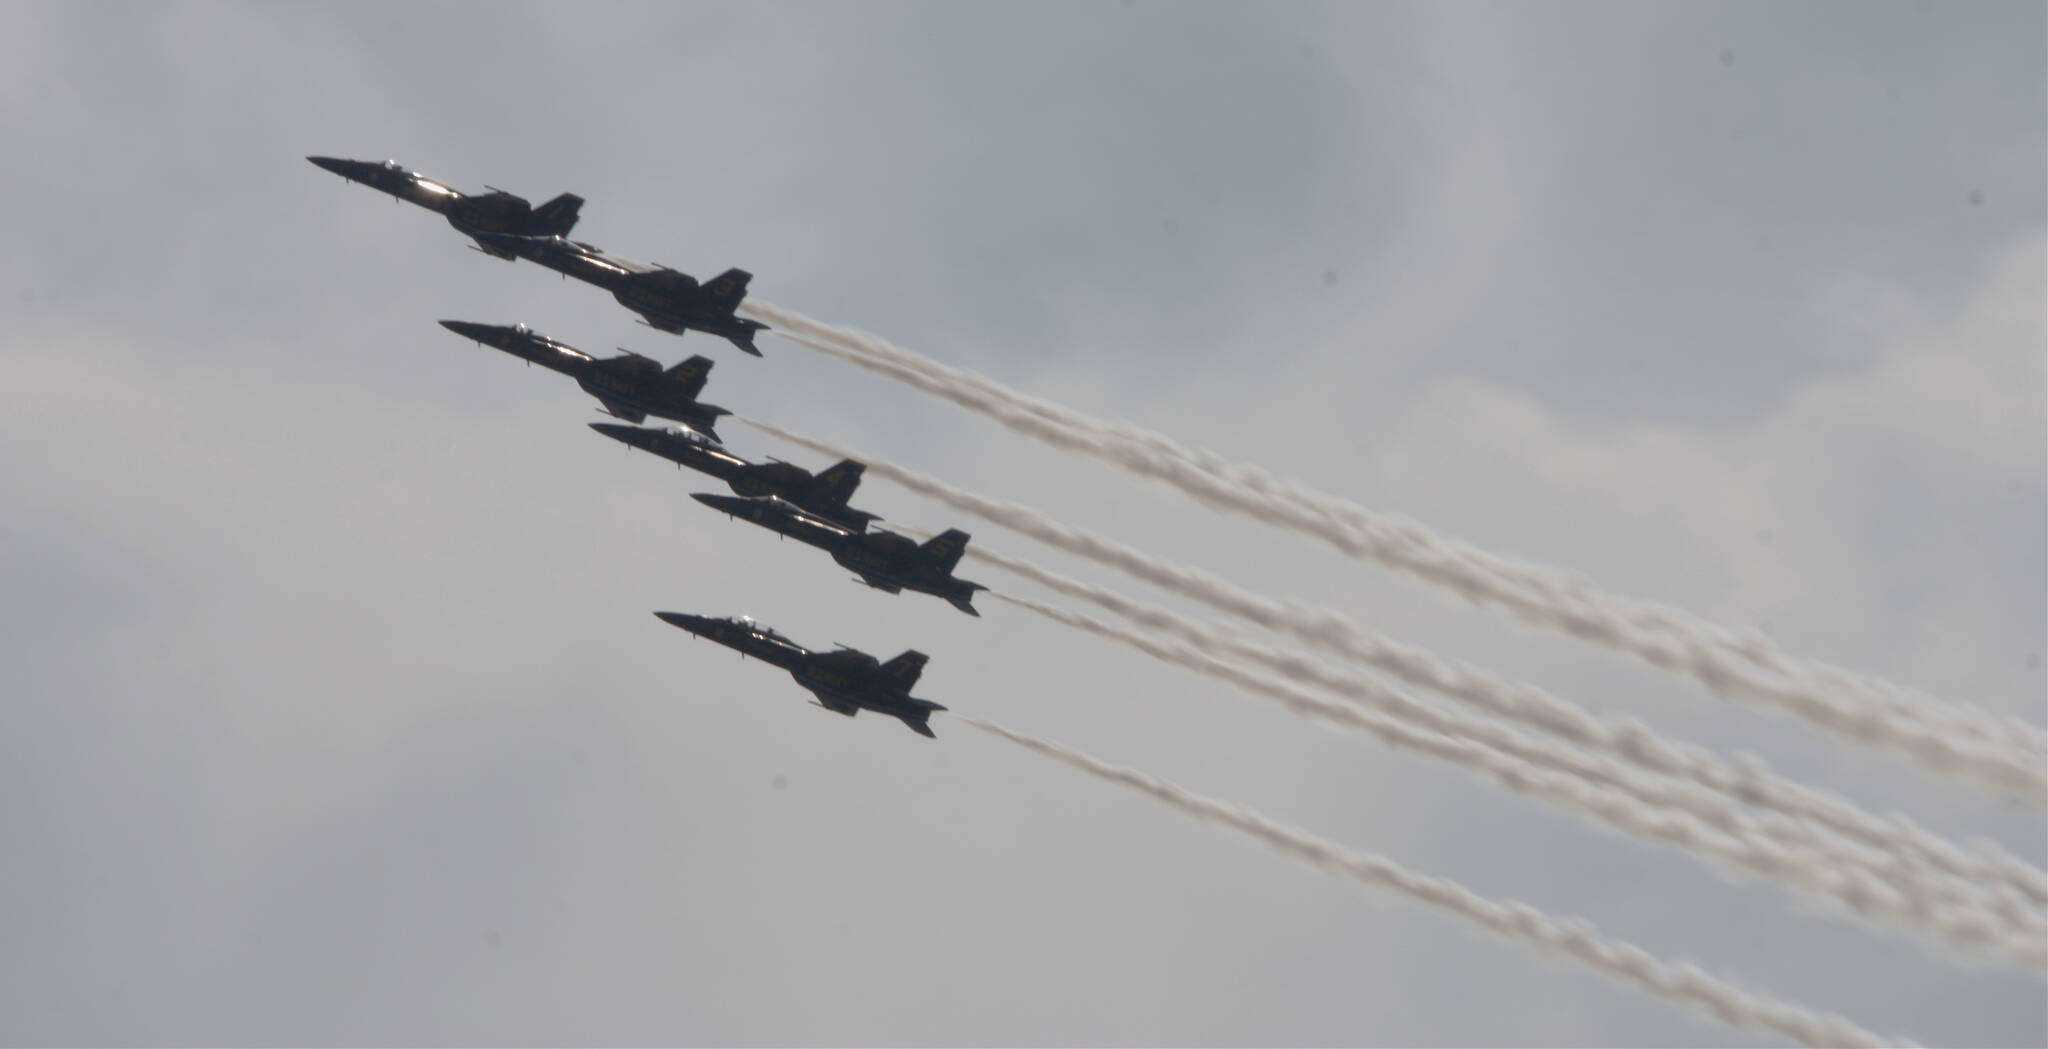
[701,268,753,311]
[877,650,929,691]
[811,460,867,507]
[662,354,716,401]
[918,529,971,575]
[531,193,584,237]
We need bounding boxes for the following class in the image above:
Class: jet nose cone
[307,155,366,178]
[438,320,496,341]
[654,611,708,634]
[592,422,668,451]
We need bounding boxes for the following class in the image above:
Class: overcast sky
[1,2,2042,1045]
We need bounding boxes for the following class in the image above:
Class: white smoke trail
[994,590,2046,970]
[738,300,2048,796]
[974,543,2047,940]
[955,713,1905,1049]
[737,416,2048,913]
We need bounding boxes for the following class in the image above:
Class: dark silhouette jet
[692,494,985,615]
[439,321,728,437]
[609,266,767,356]
[589,422,879,532]
[471,231,633,286]
[307,156,582,259]
[471,232,768,356]
[654,612,946,738]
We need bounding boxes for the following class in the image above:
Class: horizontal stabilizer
[722,320,767,357]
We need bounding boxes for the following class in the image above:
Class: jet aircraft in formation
[694,493,986,616]
[307,156,583,259]
[589,422,880,533]
[440,321,728,436]
[311,154,765,357]
[474,232,768,356]
[318,154,980,739]
[654,613,947,737]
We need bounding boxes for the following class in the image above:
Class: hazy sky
[2,2,2042,1045]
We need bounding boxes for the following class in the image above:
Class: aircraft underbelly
[802,684,860,716]
[837,560,902,593]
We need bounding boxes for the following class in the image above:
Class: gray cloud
[1,1,2040,1046]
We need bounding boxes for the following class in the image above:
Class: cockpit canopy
[731,616,794,644]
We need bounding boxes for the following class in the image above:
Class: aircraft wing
[467,234,520,260]
[589,354,662,378]
[810,692,859,716]
[596,399,646,423]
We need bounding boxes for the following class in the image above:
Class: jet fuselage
[588,423,748,482]
[654,612,945,737]
[691,494,983,614]
[610,270,768,356]
[476,233,640,287]
[309,157,582,257]
[467,232,767,355]
[440,321,728,435]
[590,424,877,532]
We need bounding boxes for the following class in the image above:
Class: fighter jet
[692,493,985,615]
[439,321,728,437]
[609,266,768,356]
[471,231,635,287]
[307,156,583,259]
[654,612,947,738]
[589,422,880,532]
[472,232,768,357]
